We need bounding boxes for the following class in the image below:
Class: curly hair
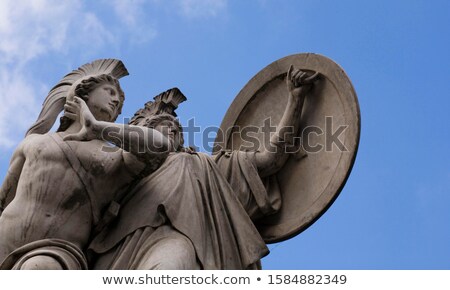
[58,74,124,132]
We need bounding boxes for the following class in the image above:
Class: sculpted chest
[65,140,123,178]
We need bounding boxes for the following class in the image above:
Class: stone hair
[58,74,124,132]
[140,114,185,151]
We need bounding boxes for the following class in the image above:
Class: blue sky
[0,0,449,269]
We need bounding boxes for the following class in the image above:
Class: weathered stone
[0,54,359,270]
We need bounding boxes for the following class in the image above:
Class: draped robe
[89,150,281,270]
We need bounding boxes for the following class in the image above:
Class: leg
[18,255,64,270]
[1,240,88,270]
[133,225,201,270]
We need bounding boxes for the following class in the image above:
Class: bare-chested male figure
[0,69,169,269]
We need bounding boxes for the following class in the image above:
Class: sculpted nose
[111,93,120,106]
[110,88,120,102]
[168,127,177,134]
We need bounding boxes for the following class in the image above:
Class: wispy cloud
[0,68,42,148]
[0,1,124,149]
[79,12,116,49]
[177,0,227,18]
[0,0,81,65]
[0,0,227,150]
[110,0,158,44]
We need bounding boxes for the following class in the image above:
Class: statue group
[0,54,360,269]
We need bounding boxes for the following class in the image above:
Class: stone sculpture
[0,54,360,269]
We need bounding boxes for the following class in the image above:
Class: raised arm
[63,96,170,162]
[0,143,26,216]
[255,66,319,177]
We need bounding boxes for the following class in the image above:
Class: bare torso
[0,132,139,262]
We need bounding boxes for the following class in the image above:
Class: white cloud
[110,0,158,43]
[0,0,83,65]
[0,0,118,149]
[112,0,146,27]
[177,0,227,18]
[0,0,227,150]
[80,12,116,50]
[0,68,42,148]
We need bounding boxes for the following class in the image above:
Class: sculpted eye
[104,87,116,96]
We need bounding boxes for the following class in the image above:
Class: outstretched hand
[63,96,98,142]
[286,65,320,100]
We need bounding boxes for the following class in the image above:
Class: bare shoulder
[19,133,60,156]
[8,134,43,155]
[22,133,50,144]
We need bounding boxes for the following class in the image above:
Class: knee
[19,255,64,270]
[166,238,197,261]
[138,236,200,270]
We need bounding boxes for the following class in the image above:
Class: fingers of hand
[73,96,82,103]
[63,134,75,141]
[63,129,86,141]
[64,102,80,120]
[64,101,79,111]
[286,65,294,87]
[287,65,294,78]
[292,70,306,87]
[291,70,319,87]
[73,96,88,108]
[63,112,78,120]
[304,72,320,83]
[72,97,94,120]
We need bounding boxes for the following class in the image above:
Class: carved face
[153,119,182,151]
[86,83,122,122]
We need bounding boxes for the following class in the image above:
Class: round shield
[214,53,360,243]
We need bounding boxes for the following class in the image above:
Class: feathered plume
[26,59,129,136]
[129,88,187,125]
